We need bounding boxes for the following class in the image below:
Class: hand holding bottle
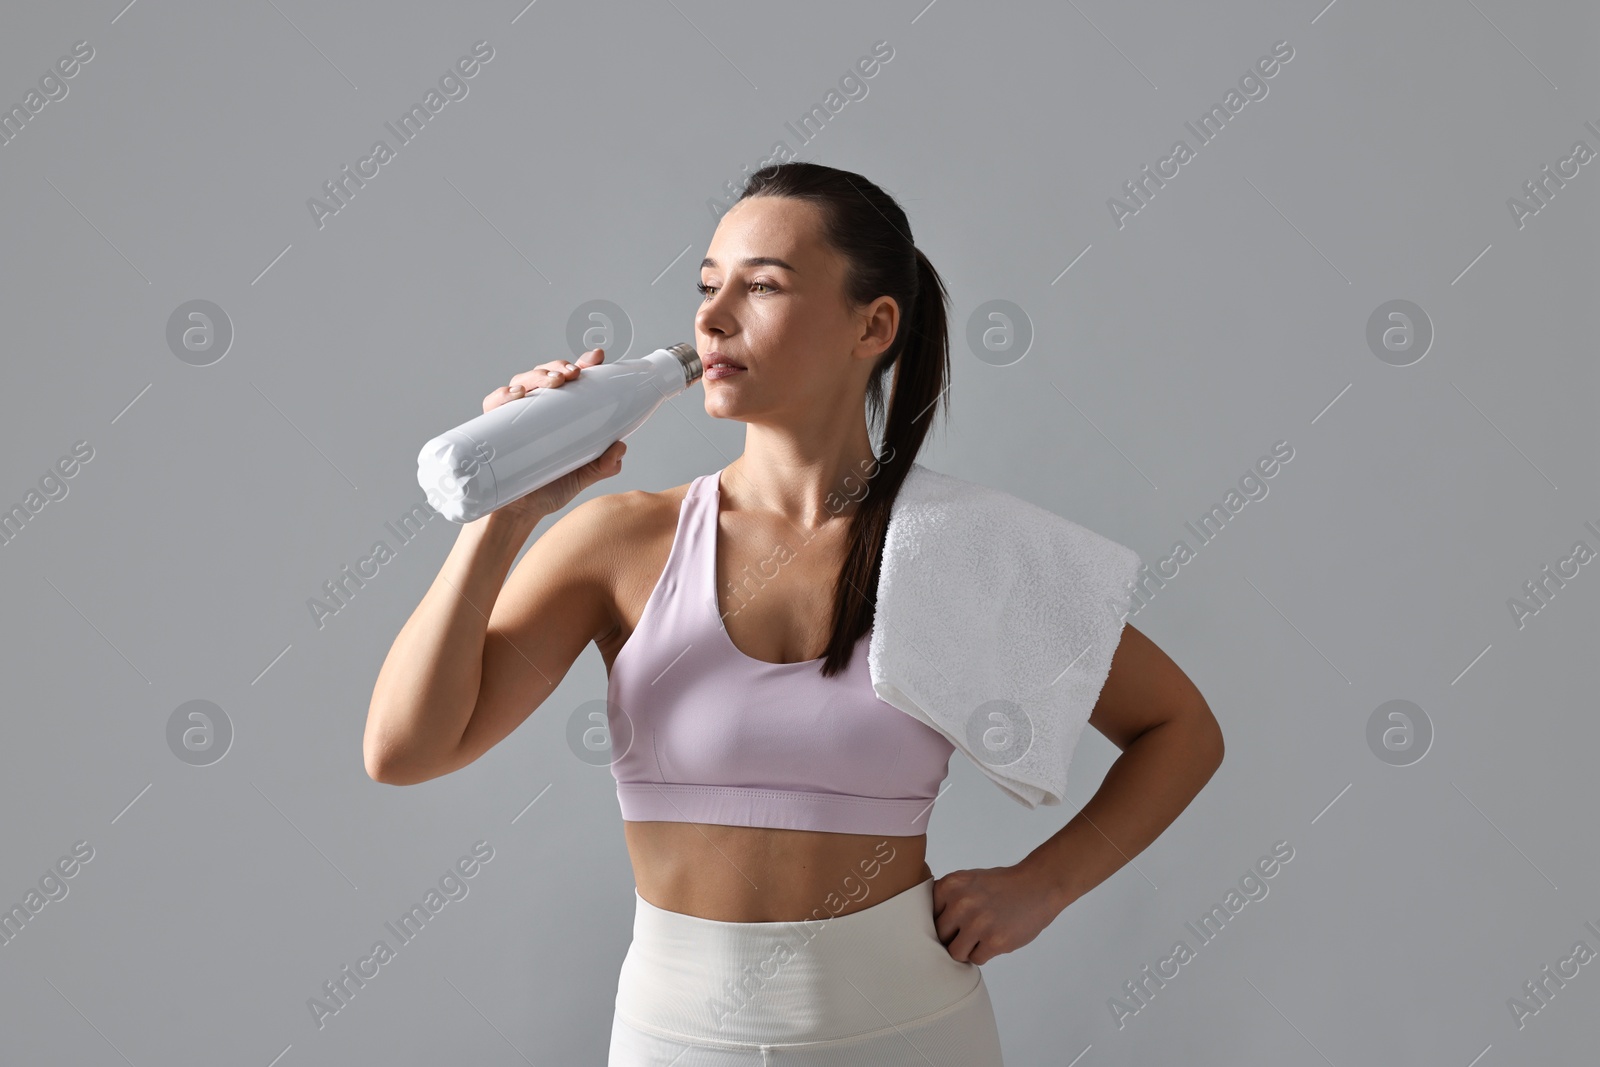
[474,347,626,522]
[491,346,603,402]
[418,341,700,524]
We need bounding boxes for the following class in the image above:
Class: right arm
[363,348,623,785]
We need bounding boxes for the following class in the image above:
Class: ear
[857,296,899,362]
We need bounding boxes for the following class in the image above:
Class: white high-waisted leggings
[608,875,1005,1065]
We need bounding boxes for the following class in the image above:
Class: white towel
[867,462,1144,809]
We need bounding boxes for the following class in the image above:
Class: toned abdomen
[623,821,933,923]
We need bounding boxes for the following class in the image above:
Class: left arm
[933,623,1224,964]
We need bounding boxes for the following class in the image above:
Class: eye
[696,281,777,300]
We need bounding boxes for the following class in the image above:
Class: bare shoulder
[567,480,691,557]
[563,480,693,647]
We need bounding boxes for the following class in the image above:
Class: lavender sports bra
[604,470,954,836]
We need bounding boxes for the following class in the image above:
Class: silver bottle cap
[667,342,702,386]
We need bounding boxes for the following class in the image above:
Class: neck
[724,426,882,529]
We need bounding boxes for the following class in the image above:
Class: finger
[484,383,522,412]
[945,929,976,964]
[544,356,590,387]
[509,363,575,391]
[575,346,605,366]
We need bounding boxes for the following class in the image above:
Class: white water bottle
[417,342,702,523]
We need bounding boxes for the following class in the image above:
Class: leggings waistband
[615,876,983,1046]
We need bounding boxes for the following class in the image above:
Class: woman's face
[695,195,897,423]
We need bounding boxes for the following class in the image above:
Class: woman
[365,162,1224,1065]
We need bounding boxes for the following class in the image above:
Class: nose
[695,286,734,339]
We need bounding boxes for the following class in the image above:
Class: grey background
[2,0,1596,1064]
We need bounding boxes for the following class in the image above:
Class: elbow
[363,712,395,783]
[363,724,426,786]
[364,739,404,785]
[1158,692,1223,775]
[364,735,456,786]
[363,694,471,785]
[365,748,428,786]
[1195,701,1224,773]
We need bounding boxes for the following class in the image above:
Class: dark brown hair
[734,161,952,677]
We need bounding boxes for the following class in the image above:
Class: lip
[704,351,746,370]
